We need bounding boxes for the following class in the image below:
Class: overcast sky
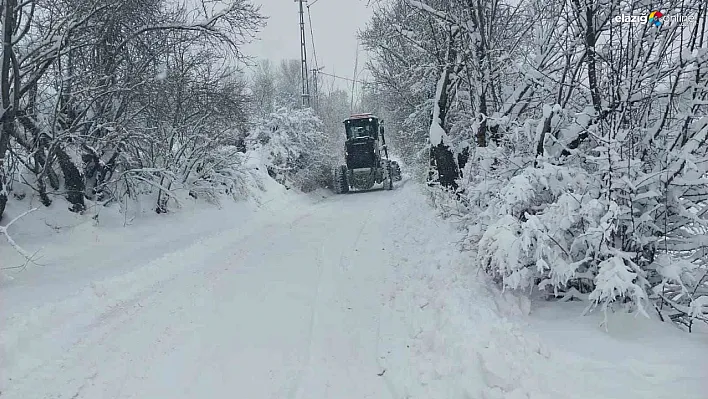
[243,0,374,91]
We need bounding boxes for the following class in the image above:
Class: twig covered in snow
[0,208,40,265]
[361,0,708,330]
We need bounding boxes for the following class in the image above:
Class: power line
[306,4,319,72]
[318,71,371,85]
[300,0,374,100]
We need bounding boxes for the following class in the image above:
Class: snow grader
[332,113,401,194]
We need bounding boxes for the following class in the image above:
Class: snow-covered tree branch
[0,0,265,219]
[363,0,708,329]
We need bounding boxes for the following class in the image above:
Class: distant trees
[250,60,277,118]
[363,0,708,329]
[244,58,351,192]
[0,0,265,221]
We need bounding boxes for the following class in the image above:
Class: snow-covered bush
[246,107,340,192]
[0,0,265,221]
[504,180,693,319]
[183,147,263,204]
[364,0,708,329]
[461,115,708,326]
[463,113,707,326]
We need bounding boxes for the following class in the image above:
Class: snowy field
[1,178,707,399]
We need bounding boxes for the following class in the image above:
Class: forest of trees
[0,0,367,222]
[0,0,269,221]
[361,0,708,329]
[2,0,706,329]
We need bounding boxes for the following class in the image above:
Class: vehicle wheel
[333,165,349,194]
[391,161,402,181]
[382,161,393,191]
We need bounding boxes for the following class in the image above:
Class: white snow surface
[2,180,707,398]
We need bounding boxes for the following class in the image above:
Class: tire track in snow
[374,192,404,399]
[375,294,400,399]
[2,205,322,398]
[4,181,421,398]
[338,207,373,272]
[290,188,404,398]
[288,243,326,399]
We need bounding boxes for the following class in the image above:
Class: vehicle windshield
[345,118,378,139]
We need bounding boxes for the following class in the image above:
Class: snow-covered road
[1,182,414,398]
[2,181,707,398]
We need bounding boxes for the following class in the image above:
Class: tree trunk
[566,0,600,152]
[0,0,16,221]
[431,143,459,189]
[457,146,470,176]
[428,28,460,189]
[467,0,491,147]
[0,122,10,221]
[55,145,86,213]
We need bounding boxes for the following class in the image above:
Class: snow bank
[0,151,297,313]
[0,155,338,395]
[379,184,708,399]
[2,177,706,399]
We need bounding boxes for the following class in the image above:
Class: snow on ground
[0,157,294,312]
[1,176,707,399]
[523,300,708,395]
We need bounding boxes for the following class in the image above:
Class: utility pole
[311,67,318,111]
[311,66,324,111]
[350,40,359,113]
[296,0,310,108]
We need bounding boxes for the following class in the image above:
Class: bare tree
[0,0,264,221]
[365,0,708,328]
